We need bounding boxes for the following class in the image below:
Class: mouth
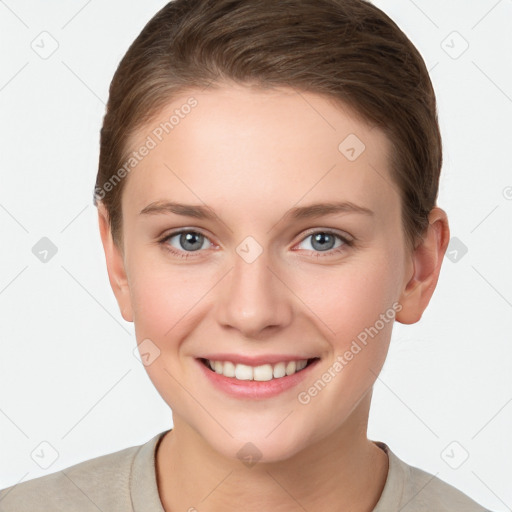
[198,357,321,382]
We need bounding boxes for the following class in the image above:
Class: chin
[203,422,313,465]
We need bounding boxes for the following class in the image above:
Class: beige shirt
[0,429,490,511]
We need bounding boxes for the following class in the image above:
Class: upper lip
[198,354,319,366]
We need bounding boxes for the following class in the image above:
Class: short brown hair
[94,0,442,253]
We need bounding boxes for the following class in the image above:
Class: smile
[200,358,319,381]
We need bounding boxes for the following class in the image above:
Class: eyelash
[157,229,354,259]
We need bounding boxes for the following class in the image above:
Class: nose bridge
[216,237,292,336]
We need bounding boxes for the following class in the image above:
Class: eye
[158,228,353,259]
[159,230,213,258]
[295,230,353,256]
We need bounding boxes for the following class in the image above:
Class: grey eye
[167,231,211,252]
[298,232,344,252]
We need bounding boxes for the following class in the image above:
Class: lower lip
[196,358,320,399]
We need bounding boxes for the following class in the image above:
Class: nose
[216,246,294,339]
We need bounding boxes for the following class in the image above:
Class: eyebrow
[139,200,374,221]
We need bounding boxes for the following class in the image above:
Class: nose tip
[215,249,293,338]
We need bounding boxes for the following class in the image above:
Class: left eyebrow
[139,200,374,220]
[284,201,374,220]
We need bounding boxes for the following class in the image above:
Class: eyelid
[295,227,353,244]
[158,227,217,248]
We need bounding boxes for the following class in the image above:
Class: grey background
[0,1,511,509]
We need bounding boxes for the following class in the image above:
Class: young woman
[0,1,494,510]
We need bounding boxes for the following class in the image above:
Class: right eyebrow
[139,201,218,220]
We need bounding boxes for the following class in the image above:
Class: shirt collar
[371,440,406,511]
[130,429,170,512]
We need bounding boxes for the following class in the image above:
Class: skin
[97,82,450,511]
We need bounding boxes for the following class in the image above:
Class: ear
[97,202,134,323]
[395,207,450,325]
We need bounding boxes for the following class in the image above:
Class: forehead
[122,83,398,222]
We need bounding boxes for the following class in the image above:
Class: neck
[155,393,388,512]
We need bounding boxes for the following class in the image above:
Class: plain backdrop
[0,1,511,510]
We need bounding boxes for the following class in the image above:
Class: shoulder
[0,441,141,512]
[403,463,489,511]
[374,441,492,512]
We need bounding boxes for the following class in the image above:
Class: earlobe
[97,203,134,323]
[395,207,450,325]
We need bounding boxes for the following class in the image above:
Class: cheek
[128,255,210,337]
[291,250,401,345]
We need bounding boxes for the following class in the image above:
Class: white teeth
[253,364,273,381]
[223,361,236,378]
[206,358,311,381]
[235,363,253,380]
[273,362,286,378]
[285,361,296,375]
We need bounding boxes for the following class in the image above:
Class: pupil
[312,233,334,251]
[181,232,203,251]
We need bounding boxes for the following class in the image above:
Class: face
[99,83,433,463]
